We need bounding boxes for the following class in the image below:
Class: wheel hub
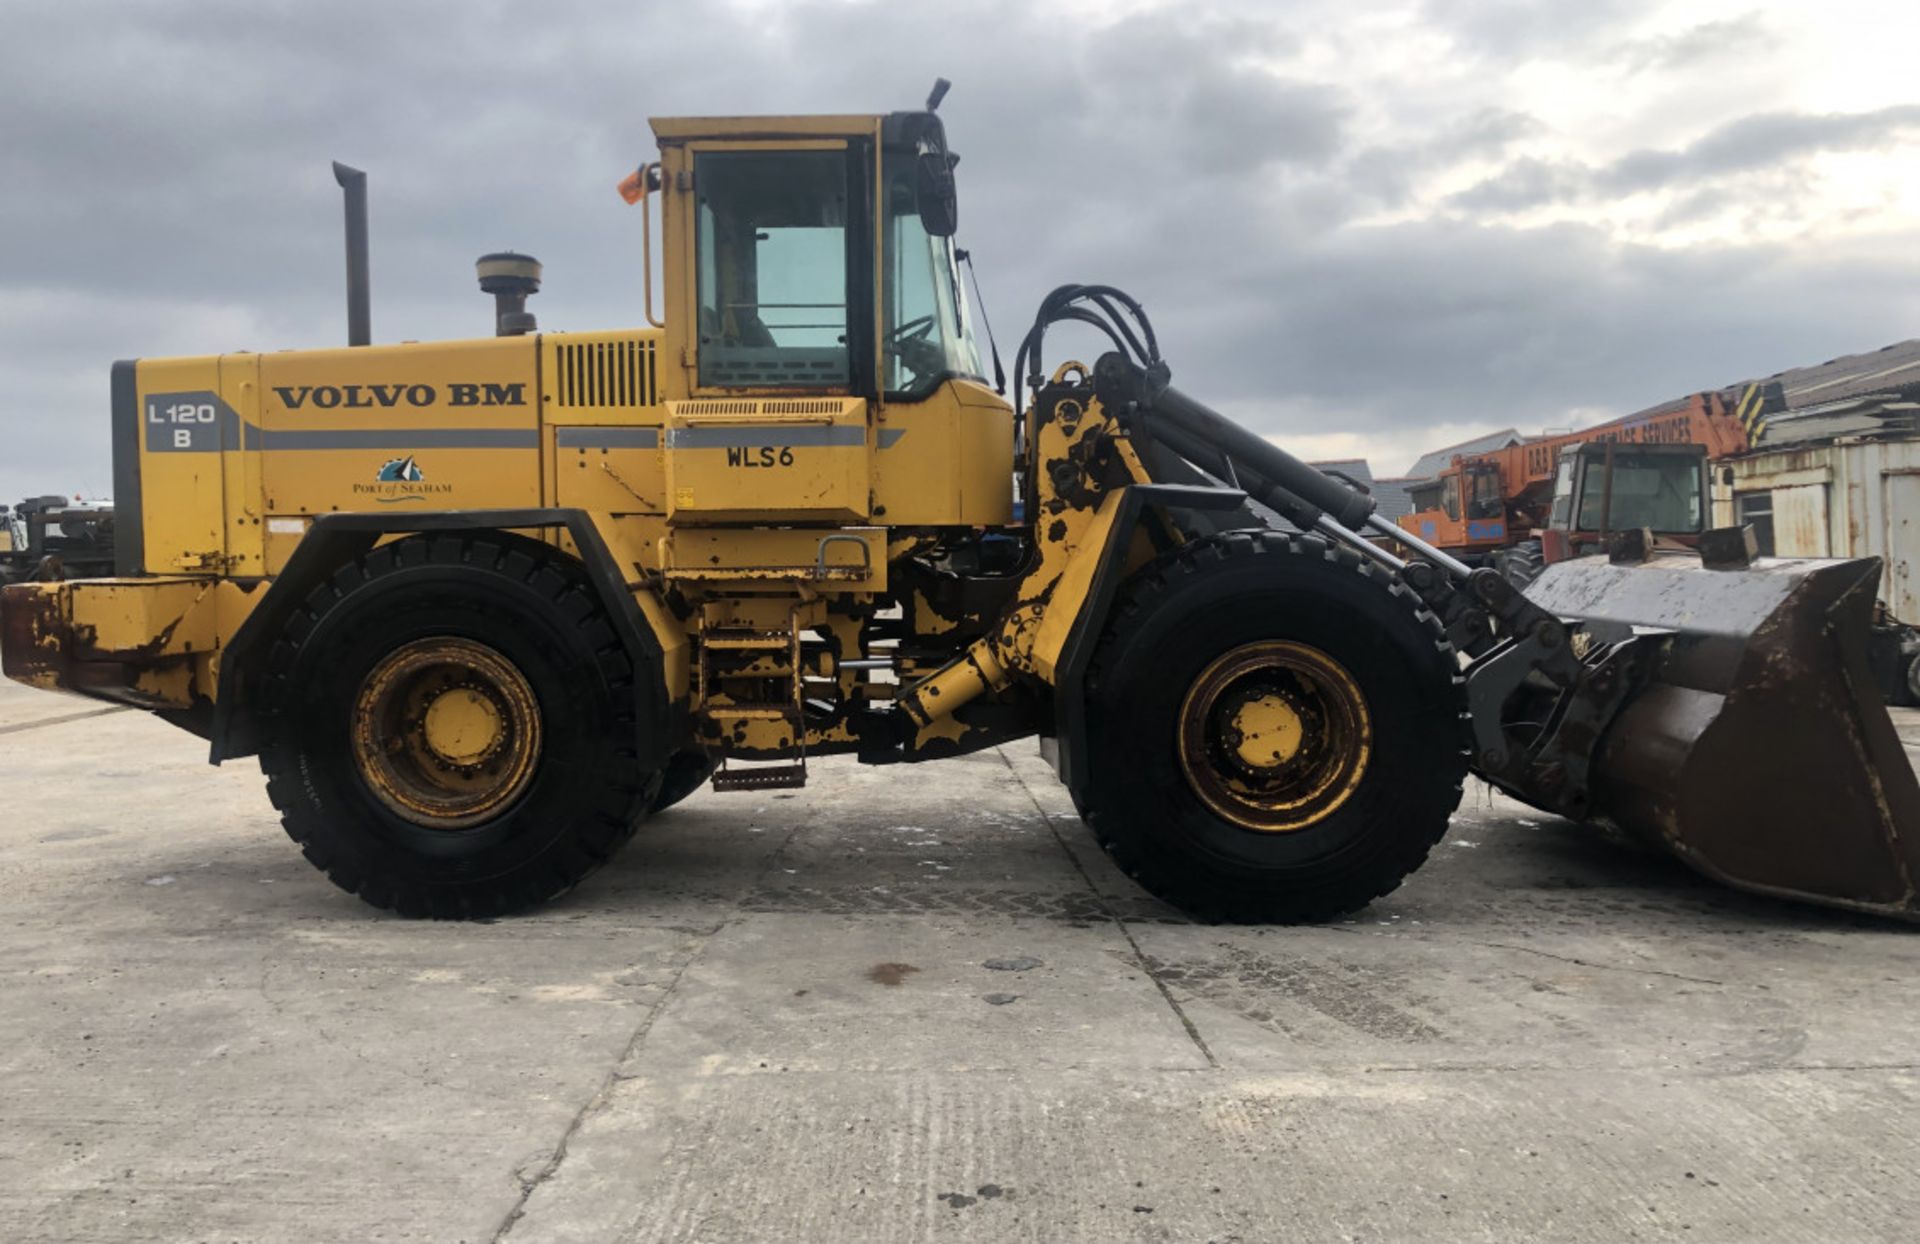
[422,687,506,767]
[352,637,543,829]
[1225,691,1304,769]
[1176,640,1372,833]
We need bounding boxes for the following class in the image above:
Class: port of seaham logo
[377,456,424,483]
[354,456,451,503]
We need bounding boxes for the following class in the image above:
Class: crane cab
[1404,460,1508,553]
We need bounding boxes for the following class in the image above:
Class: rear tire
[255,533,662,918]
[1078,530,1467,922]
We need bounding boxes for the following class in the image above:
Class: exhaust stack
[332,162,371,347]
[477,252,541,336]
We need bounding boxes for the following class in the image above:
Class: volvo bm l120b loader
[5,85,1916,921]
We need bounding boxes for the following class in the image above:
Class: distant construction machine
[0,496,115,586]
[1400,390,1765,585]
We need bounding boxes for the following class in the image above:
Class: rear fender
[209,509,679,768]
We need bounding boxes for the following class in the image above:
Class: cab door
[658,137,875,400]
[658,138,877,526]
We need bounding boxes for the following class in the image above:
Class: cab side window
[1548,458,1575,528]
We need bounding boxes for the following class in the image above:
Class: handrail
[638,162,665,329]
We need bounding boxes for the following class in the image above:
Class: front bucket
[1524,552,1920,919]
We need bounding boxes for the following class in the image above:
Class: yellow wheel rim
[351,637,543,829]
[1176,640,1372,833]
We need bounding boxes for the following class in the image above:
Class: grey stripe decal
[555,427,660,449]
[143,411,893,455]
[113,363,145,574]
[254,427,539,450]
[667,425,867,449]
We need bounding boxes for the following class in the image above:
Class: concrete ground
[3,676,1918,1243]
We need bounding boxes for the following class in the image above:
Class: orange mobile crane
[1399,389,1760,582]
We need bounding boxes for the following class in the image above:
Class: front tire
[1078,531,1467,922]
[255,533,662,917]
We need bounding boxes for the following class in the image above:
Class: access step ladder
[697,614,809,791]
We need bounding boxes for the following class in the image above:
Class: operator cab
[1407,461,1502,524]
[651,94,987,403]
[640,87,1014,528]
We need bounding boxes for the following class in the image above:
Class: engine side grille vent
[554,339,657,408]
[675,398,848,417]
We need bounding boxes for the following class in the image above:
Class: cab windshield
[1576,450,1705,533]
[1465,464,1503,519]
[882,151,984,398]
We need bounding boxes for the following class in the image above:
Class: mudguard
[209,509,677,768]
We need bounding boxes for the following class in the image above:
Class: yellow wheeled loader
[4,82,1916,920]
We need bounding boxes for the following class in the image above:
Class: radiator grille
[554,339,657,408]
[675,400,759,417]
[675,398,847,417]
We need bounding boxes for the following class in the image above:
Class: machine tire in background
[1078,530,1467,922]
[254,534,662,917]
[1496,538,1545,591]
[650,751,718,813]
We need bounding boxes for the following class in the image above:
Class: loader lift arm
[991,284,1920,919]
[1086,349,1642,824]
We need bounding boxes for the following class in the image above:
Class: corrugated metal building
[1368,477,1420,523]
[1404,429,1524,480]
[1712,339,1920,619]
[1310,459,1374,492]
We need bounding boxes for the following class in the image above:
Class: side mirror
[915,151,958,237]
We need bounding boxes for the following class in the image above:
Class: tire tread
[1080,529,1468,923]
[255,532,654,918]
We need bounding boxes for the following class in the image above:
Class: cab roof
[648,115,882,144]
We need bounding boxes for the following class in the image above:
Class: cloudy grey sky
[3,0,1917,499]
